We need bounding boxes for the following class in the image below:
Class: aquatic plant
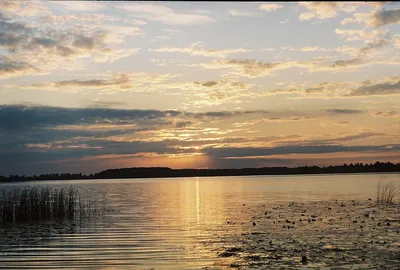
[0,186,104,224]
[376,178,398,205]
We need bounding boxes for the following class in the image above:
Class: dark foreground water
[0,173,399,269]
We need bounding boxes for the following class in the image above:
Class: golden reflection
[140,177,249,268]
[196,180,200,224]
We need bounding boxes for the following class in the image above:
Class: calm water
[0,173,399,269]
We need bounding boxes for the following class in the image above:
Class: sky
[0,1,399,176]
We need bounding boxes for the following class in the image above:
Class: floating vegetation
[0,186,106,224]
[218,199,400,269]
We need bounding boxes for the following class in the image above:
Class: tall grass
[376,178,399,206]
[0,186,104,224]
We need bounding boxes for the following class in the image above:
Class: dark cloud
[53,79,112,87]
[187,110,269,119]
[0,12,106,55]
[372,110,399,117]
[273,132,385,146]
[0,12,31,50]
[328,132,385,142]
[0,105,272,132]
[201,81,218,87]
[31,37,57,48]
[372,8,400,27]
[73,34,96,49]
[329,57,363,68]
[325,108,364,114]
[89,100,128,108]
[203,144,399,158]
[175,121,193,128]
[0,56,39,78]
[0,105,180,135]
[350,80,400,96]
[0,105,395,175]
[56,45,75,57]
[0,139,182,175]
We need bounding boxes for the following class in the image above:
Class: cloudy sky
[0,1,399,175]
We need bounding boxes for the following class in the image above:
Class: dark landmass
[0,161,399,182]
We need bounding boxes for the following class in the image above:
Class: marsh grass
[377,178,399,206]
[0,186,105,224]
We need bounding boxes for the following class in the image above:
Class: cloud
[22,73,179,94]
[322,57,365,71]
[273,132,387,146]
[0,105,271,171]
[370,8,400,27]
[51,1,104,12]
[341,8,400,28]
[195,53,388,77]
[395,35,400,48]
[0,0,49,16]
[282,46,333,52]
[175,121,193,128]
[185,110,269,119]
[204,144,398,158]
[300,46,329,52]
[0,105,271,132]
[0,105,173,131]
[117,4,215,25]
[79,24,144,44]
[0,0,20,13]
[149,42,251,58]
[335,28,388,41]
[89,100,128,109]
[341,12,371,26]
[325,109,364,115]
[21,73,260,108]
[187,36,394,77]
[0,56,41,78]
[258,4,283,12]
[371,110,399,117]
[298,2,358,21]
[261,76,400,98]
[198,59,303,78]
[233,115,313,127]
[349,79,400,96]
[40,14,119,24]
[281,40,392,58]
[0,104,397,175]
[0,13,141,77]
[358,39,392,56]
[182,80,257,107]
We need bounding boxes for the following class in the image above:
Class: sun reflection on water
[196,179,200,224]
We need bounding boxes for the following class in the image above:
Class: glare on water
[0,173,398,269]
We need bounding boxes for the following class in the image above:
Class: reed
[0,186,103,224]
[377,178,398,206]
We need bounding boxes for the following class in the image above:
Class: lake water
[0,173,399,269]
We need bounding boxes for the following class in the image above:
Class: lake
[0,173,399,269]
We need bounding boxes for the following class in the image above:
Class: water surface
[0,173,398,269]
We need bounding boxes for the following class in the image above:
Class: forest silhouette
[1,161,399,182]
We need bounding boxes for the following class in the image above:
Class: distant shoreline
[1,162,399,183]
[1,171,399,184]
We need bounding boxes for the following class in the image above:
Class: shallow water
[0,173,399,269]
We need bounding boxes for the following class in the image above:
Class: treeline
[0,162,399,182]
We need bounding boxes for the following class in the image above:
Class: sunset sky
[0,1,399,175]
